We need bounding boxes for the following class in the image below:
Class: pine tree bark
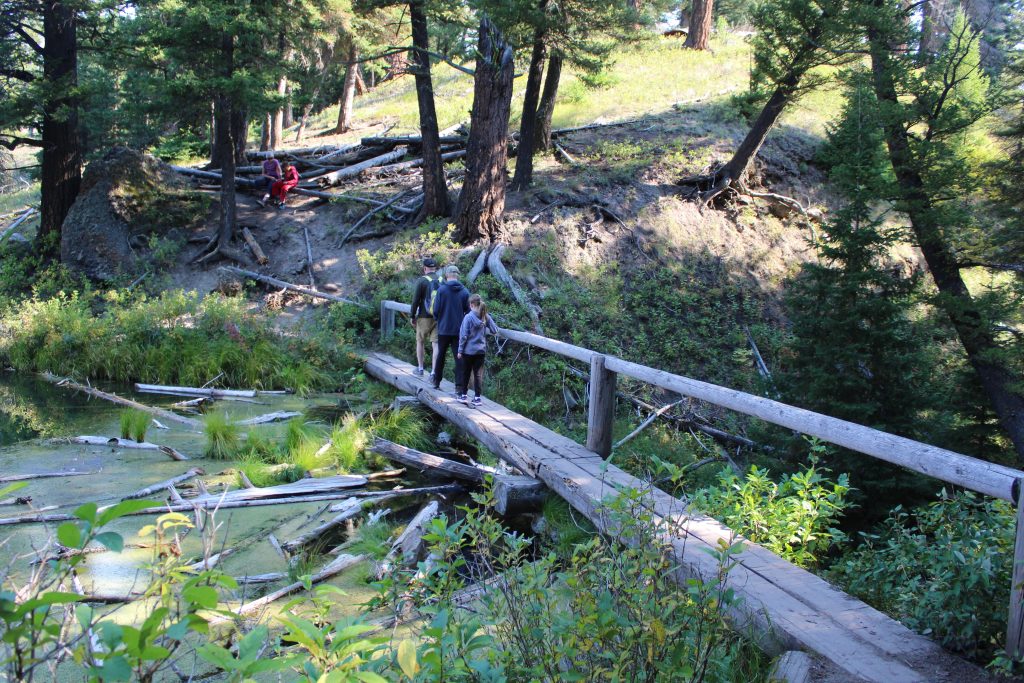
[335,46,359,134]
[453,18,514,243]
[295,103,313,142]
[867,18,1024,461]
[510,27,547,191]
[283,85,294,128]
[685,0,714,50]
[215,33,237,255]
[39,0,81,257]
[410,0,449,219]
[535,50,562,151]
[260,113,271,151]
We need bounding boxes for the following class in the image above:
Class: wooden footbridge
[376,300,1024,683]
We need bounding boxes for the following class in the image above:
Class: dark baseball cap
[422,257,438,268]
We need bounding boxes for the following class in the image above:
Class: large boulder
[61,147,204,281]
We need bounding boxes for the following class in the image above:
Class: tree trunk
[355,67,367,95]
[215,33,237,254]
[232,107,248,164]
[283,85,294,128]
[271,82,286,149]
[868,19,1024,461]
[453,18,515,243]
[39,1,81,258]
[260,112,271,151]
[721,81,794,182]
[335,46,359,134]
[685,0,714,50]
[410,0,450,219]
[510,27,547,192]
[535,50,562,152]
[295,103,313,142]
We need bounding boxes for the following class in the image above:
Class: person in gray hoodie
[457,294,498,406]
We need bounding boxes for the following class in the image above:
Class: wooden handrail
[380,299,1022,501]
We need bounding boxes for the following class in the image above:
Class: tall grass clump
[240,427,279,462]
[204,411,240,460]
[327,415,369,472]
[237,452,303,488]
[119,409,150,442]
[369,407,431,452]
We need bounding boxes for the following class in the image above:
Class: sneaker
[457,393,468,403]
[427,372,435,383]
[256,197,267,207]
[276,202,286,210]
[413,367,424,376]
[432,383,441,391]
[472,396,482,407]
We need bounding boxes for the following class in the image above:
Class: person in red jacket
[270,162,300,208]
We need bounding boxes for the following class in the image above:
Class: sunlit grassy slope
[304,33,844,140]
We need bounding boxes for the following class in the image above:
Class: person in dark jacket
[432,266,471,393]
[410,257,440,378]
[457,293,498,406]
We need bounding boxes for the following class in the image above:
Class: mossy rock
[61,147,210,281]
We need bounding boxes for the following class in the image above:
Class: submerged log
[236,411,302,426]
[228,553,366,618]
[186,547,236,572]
[397,501,439,566]
[0,470,97,483]
[221,266,367,308]
[370,438,490,483]
[69,436,190,461]
[281,497,365,553]
[189,474,367,505]
[40,373,202,429]
[134,383,256,399]
[235,572,287,585]
[122,468,205,500]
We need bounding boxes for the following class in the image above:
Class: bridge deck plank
[365,352,982,682]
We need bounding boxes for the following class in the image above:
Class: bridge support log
[586,354,616,458]
[1008,478,1024,658]
[493,474,546,515]
[380,300,397,342]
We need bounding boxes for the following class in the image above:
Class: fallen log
[317,147,408,186]
[337,190,411,249]
[360,134,466,148]
[235,572,287,585]
[134,383,256,399]
[241,228,269,265]
[292,187,415,214]
[493,475,546,515]
[325,483,462,512]
[364,149,466,176]
[227,553,366,619]
[553,143,577,166]
[392,501,438,568]
[236,411,302,426]
[612,400,685,452]
[0,485,463,526]
[281,497,365,553]
[69,436,190,461]
[221,266,367,308]
[40,373,202,429]
[370,438,490,483]
[466,247,488,285]
[186,548,236,572]
[311,142,365,165]
[246,144,343,161]
[122,468,205,500]
[189,474,367,505]
[0,470,97,483]
[487,244,542,334]
[367,468,406,480]
[1,208,36,242]
[169,166,258,188]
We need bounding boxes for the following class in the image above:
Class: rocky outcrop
[61,147,203,281]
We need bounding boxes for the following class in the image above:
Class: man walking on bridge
[432,266,470,395]
[410,257,440,378]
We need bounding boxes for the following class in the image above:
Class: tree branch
[958,261,1024,274]
[11,24,44,55]
[0,66,36,83]
[0,134,45,150]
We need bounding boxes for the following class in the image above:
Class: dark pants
[434,334,464,392]
[463,353,486,397]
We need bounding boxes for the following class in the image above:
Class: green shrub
[829,491,1013,664]
[204,411,240,460]
[691,454,852,568]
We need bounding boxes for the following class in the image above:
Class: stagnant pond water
[0,373,393,627]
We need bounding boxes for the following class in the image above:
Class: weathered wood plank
[1008,478,1024,658]
[493,475,546,515]
[586,354,616,457]
[769,651,812,683]
[370,438,491,483]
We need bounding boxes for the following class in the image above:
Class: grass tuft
[204,411,240,460]
[120,409,150,442]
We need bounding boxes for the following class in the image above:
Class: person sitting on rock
[256,158,282,206]
[270,162,300,208]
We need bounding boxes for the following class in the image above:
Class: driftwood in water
[134,383,256,399]
[281,497,365,553]
[0,470,97,483]
[171,397,210,410]
[189,474,367,506]
[397,501,439,566]
[122,468,205,500]
[227,553,366,618]
[40,373,202,429]
[370,438,490,483]
[0,484,462,526]
[186,548,236,572]
[236,411,302,426]
[325,483,461,512]
[318,147,408,186]
[241,228,269,265]
[69,436,190,461]
[487,244,542,333]
[235,572,287,585]
[367,468,406,480]
[221,266,367,308]
[493,475,546,515]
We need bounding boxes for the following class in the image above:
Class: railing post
[587,354,616,458]
[380,301,396,342]
[1007,478,1024,658]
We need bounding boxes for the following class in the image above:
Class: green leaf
[396,639,418,678]
[98,656,132,681]
[56,523,81,549]
[94,532,124,552]
[237,625,268,662]
[0,482,26,498]
[98,499,160,526]
[182,585,218,609]
[197,643,236,670]
[354,672,389,683]
[74,502,98,523]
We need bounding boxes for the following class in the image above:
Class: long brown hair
[469,293,487,321]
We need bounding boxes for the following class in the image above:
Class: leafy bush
[829,491,1013,664]
[691,455,852,568]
